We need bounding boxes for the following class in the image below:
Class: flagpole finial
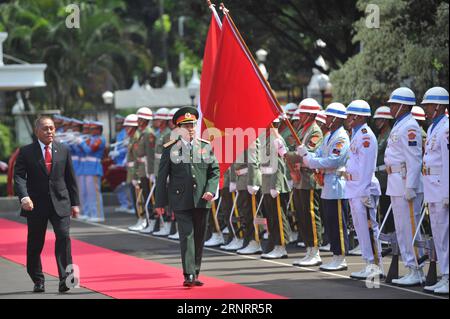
[219,3,229,14]
[206,0,212,6]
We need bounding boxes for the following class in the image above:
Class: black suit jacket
[14,141,80,217]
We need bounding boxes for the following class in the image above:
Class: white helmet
[346,100,371,117]
[169,108,179,118]
[154,107,170,120]
[421,87,449,105]
[136,107,153,120]
[412,106,426,121]
[298,98,321,114]
[123,114,138,127]
[316,110,327,124]
[373,106,393,119]
[387,87,416,105]
[284,103,298,118]
[291,109,301,120]
[325,102,347,119]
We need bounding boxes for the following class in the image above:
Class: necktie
[44,145,52,173]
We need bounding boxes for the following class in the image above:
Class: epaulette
[163,139,178,148]
[197,138,211,144]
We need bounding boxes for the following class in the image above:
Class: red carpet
[0,218,285,299]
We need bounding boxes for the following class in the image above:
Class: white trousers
[428,202,449,276]
[390,194,424,269]
[349,197,382,264]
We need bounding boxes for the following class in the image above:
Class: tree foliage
[0,0,152,115]
[330,0,449,105]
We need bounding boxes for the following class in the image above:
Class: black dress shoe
[58,280,70,293]
[183,274,195,287]
[33,282,45,293]
[194,279,204,286]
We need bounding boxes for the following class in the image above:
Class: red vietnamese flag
[198,7,222,133]
[202,14,280,180]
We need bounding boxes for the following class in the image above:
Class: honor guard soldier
[297,102,350,271]
[385,87,425,286]
[260,118,291,259]
[79,121,106,222]
[421,87,449,294]
[344,100,383,279]
[152,108,174,236]
[125,114,145,230]
[373,107,395,235]
[155,106,219,287]
[288,98,324,267]
[123,114,139,220]
[130,107,156,231]
[412,106,428,154]
[234,139,263,255]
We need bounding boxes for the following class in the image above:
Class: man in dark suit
[155,107,220,287]
[14,116,80,293]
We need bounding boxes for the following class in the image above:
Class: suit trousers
[174,208,209,276]
[26,206,72,284]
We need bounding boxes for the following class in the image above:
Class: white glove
[0,161,8,172]
[443,197,449,208]
[131,179,140,187]
[297,145,308,157]
[270,189,280,198]
[229,182,237,193]
[361,196,374,209]
[247,185,259,195]
[149,174,156,183]
[404,188,416,201]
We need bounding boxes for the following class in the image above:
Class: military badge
[361,128,368,134]
[408,130,417,140]
[363,140,370,148]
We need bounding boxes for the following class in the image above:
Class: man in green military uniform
[155,107,219,287]
[286,98,324,267]
[260,118,292,259]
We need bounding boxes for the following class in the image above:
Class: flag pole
[219,3,302,146]
[207,0,223,28]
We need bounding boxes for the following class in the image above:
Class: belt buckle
[386,166,392,174]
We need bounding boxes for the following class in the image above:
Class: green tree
[0,0,152,115]
[330,0,449,105]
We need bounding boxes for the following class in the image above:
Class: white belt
[375,164,386,172]
[137,157,146,163]
[422,166,441,176]
[235,168,248,176]
[344,172,359,181]
[71,156,79,161]
[261,166,275,175]
[155,153,162,160]
[324,168,346,177]
[127,162,134,168]
[85,156,99,162]
[386,164,403,174]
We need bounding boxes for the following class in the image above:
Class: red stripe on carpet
[0,218,285,299]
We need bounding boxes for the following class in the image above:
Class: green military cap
[172,106,199,125]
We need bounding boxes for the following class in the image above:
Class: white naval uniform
[345,124,382,264]
[423,115,449,276]
[385,113,424,269]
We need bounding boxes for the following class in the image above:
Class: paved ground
[0,208,447,299]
